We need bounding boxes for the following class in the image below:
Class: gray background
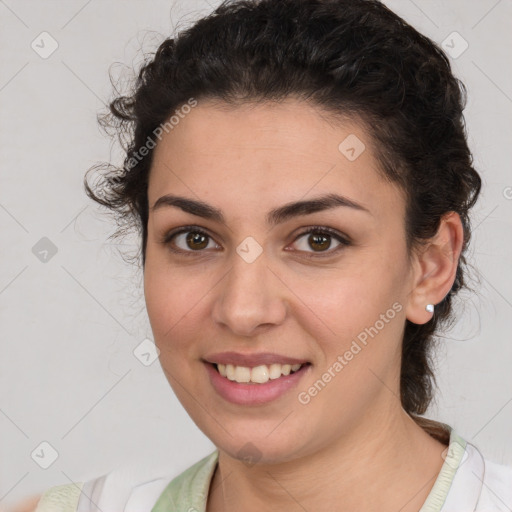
[1,0,511,507]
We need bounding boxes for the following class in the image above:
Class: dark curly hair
[85,0,481,438]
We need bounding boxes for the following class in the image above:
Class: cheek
[292,260,400,331]
[143,253,215,357]
[290,269,406,419]
[144,255,186,348]
[285,252,406,377]
[144,264,172,340]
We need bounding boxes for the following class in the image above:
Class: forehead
[148,98,405,222]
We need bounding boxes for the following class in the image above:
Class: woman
[31,0,512,510]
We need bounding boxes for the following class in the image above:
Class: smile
[216,362,304,384]
[204,361,312,405]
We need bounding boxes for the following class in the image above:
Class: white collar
[440,441,485,511]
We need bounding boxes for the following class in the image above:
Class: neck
[207,407,448,512]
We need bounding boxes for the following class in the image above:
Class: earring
[425,304,434,313]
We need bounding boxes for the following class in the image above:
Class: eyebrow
[151,193,372,226]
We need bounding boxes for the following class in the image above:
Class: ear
[405,211,465,325]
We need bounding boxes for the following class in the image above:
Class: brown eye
[291,227,350,256]
[308,232,331,251]
[163,227,220,254]
[185,231,209,250]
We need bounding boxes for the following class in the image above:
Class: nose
[211,250,287,337]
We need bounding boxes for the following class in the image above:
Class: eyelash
[160,225,351,258]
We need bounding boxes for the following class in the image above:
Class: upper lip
[203,352,310,367]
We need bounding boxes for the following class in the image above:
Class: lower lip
[204,362,311,406]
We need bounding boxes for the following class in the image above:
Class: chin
[206,423,310,466]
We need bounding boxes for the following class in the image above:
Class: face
[144,98,417,463]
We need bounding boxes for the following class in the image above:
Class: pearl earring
[425,304,434,313]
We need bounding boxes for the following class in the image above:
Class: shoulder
[33,451,219,512]
[457,441,512,512]
[33,464,171,512]
[477,456,512,511]
[151,450,219,510]
[34,482,84,512]
[430,429,512,512]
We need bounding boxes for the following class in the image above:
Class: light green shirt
[36,427,512,511]
[150,429,467,512]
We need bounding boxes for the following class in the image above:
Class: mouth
[203,360,312,406]
[210,361,310,384]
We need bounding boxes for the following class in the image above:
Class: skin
[7,495,41,512]
[143,98,464,512]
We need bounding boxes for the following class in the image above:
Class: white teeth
[250,365,269,383]
[281,364,291,376]
[234,365,251,383]
[268,363,282,380]
[215,362,305,383]
[226,364,235,380]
